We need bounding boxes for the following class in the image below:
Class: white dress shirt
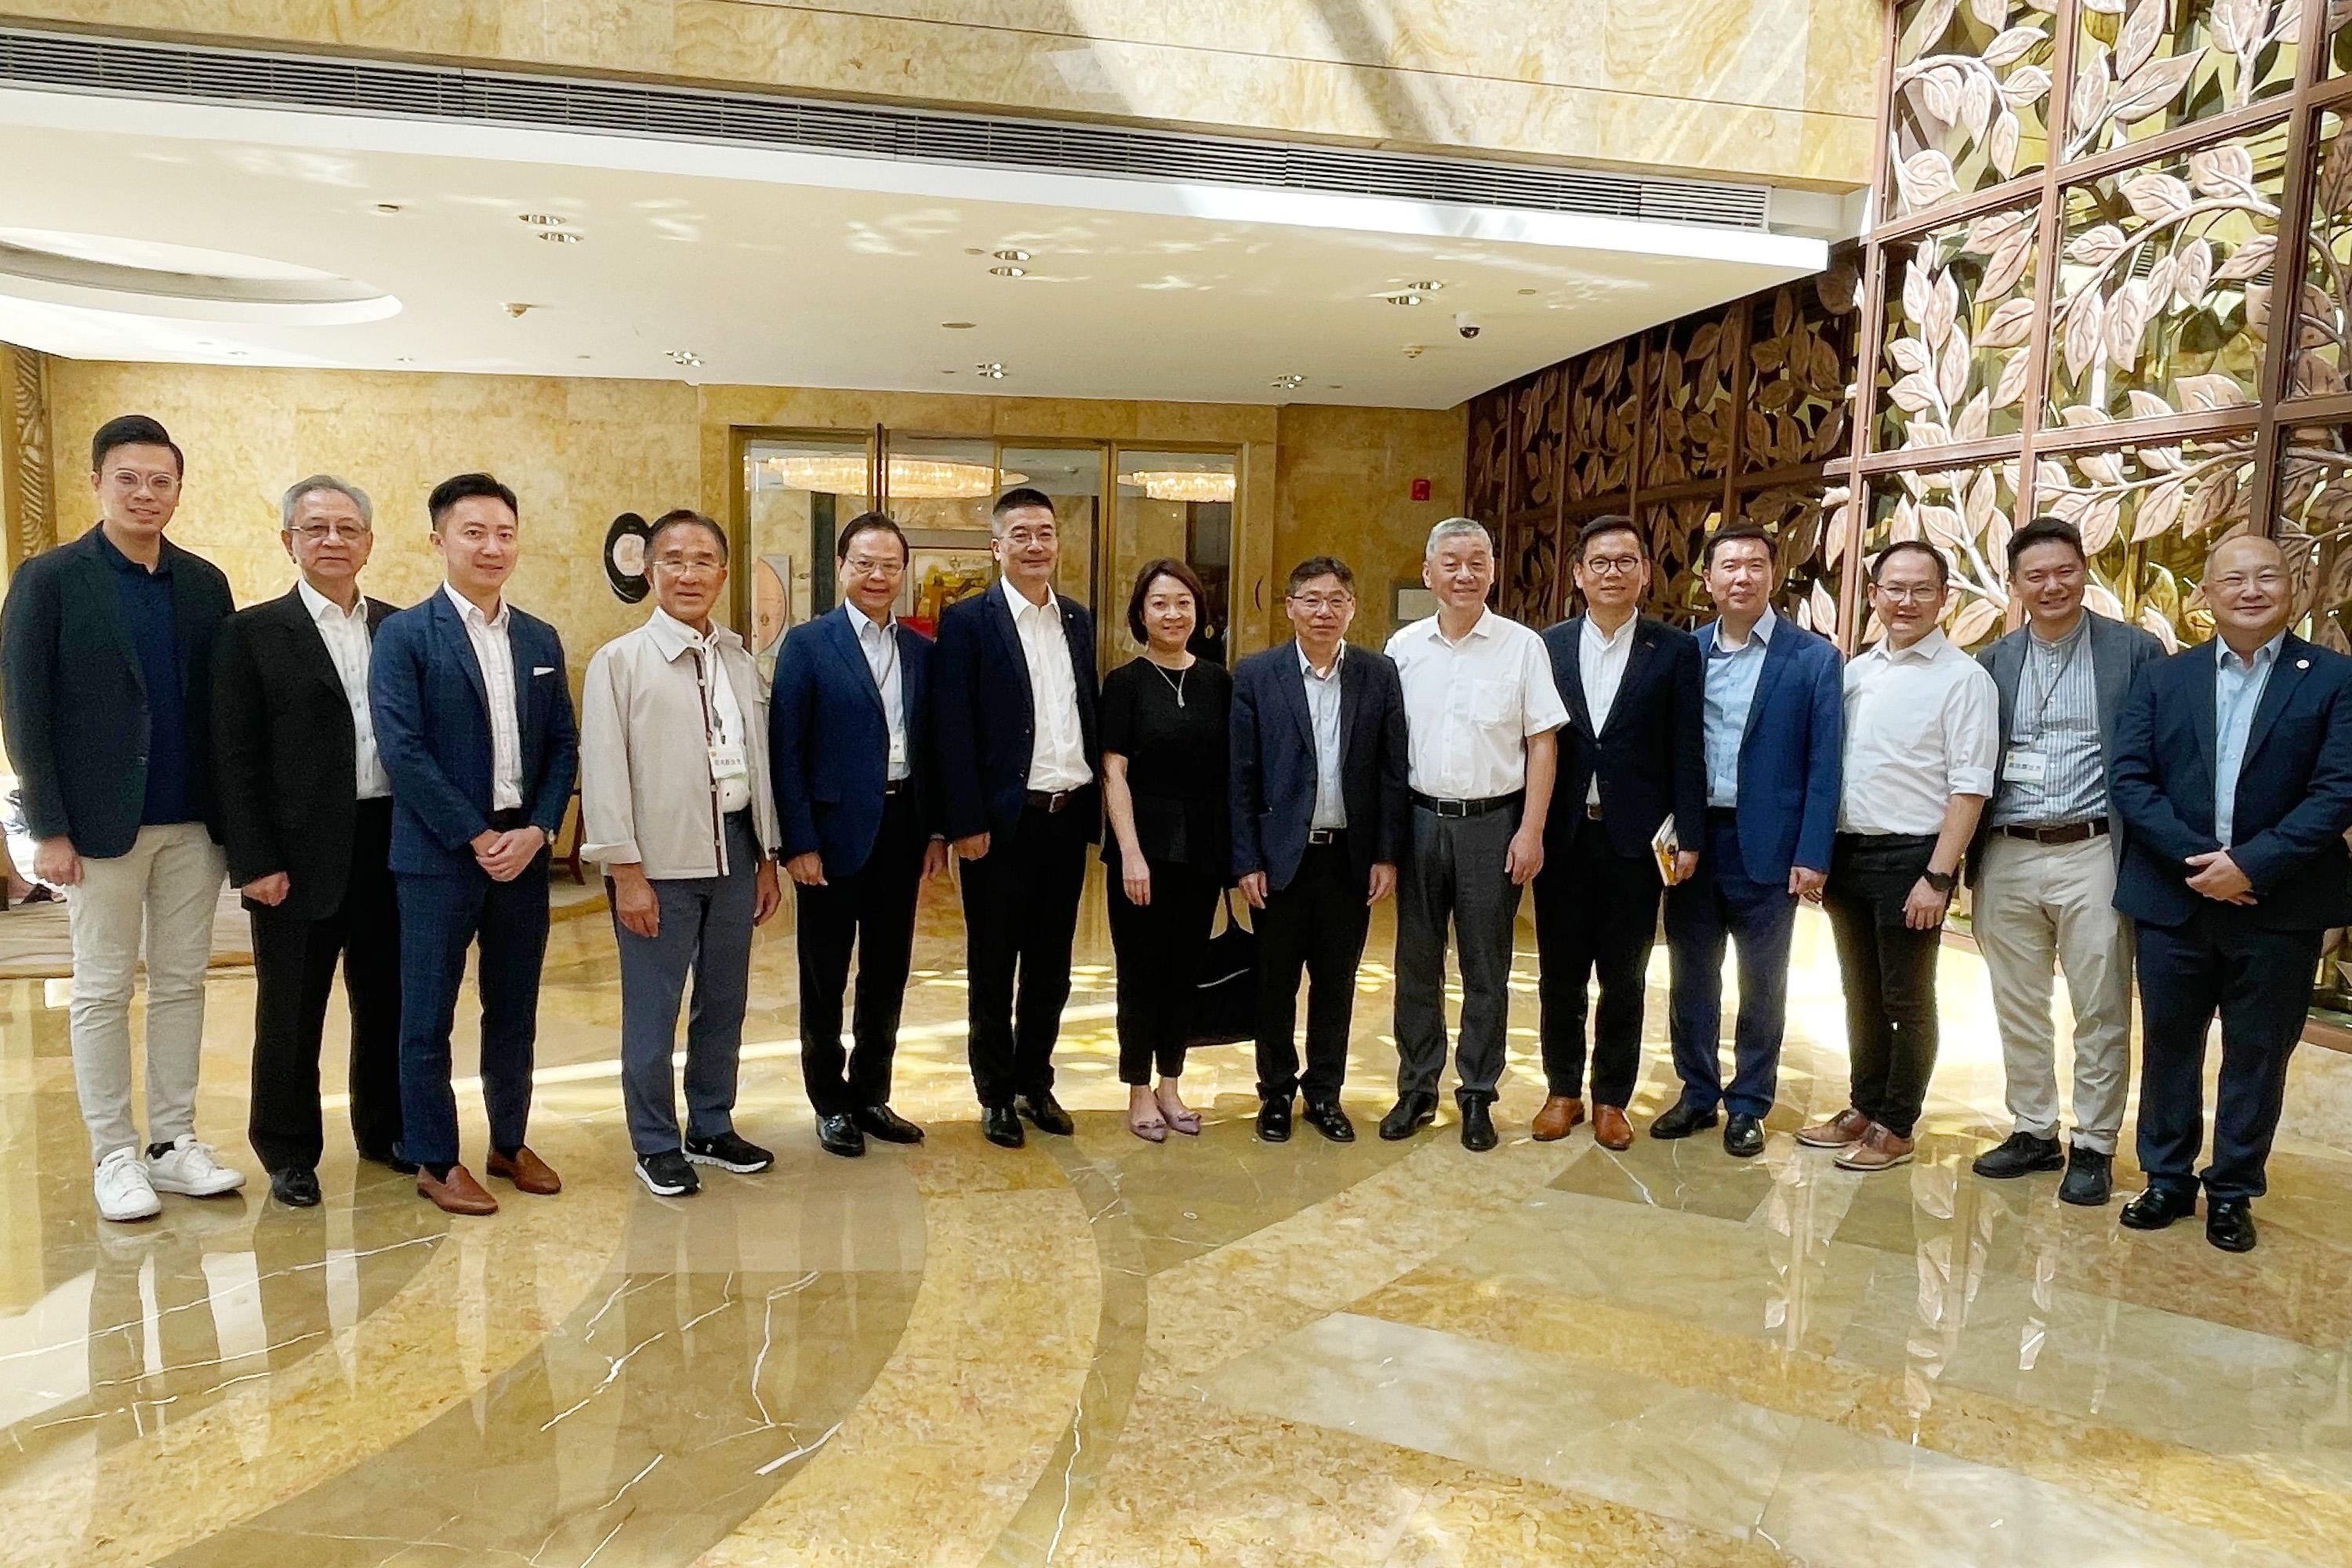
[1386,609,1570,800]
[1839,628,2000,836]
[1579,612,1639,805]
[1003,576,1091,792]
[647,607,752,814]
[297,577,389,800]
[845,601,910,781]
[444,581,523,811]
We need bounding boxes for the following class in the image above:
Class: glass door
[739,430,875,679]
[1111,448,1238,666]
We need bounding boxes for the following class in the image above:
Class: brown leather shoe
[1835,1123,1916,1173]
[1592,1105,1633,1151]
[418,1163,499,1216]
[1530,1095,1586,1142]
[1796,1106,1873,1149]
[487,1145,562,1195]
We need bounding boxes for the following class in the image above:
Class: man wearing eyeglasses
[771,512,946,1159]
[212,476,405,1208]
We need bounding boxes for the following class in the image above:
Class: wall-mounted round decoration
[605,513,652,602]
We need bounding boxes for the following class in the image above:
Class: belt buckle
[1307,827,1337,844]
[1047,789,1069,815]
[1435,798,1467,819]
[1585,802,1605,821]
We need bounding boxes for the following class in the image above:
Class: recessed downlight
[668,349,703,367]
[989,265,1026,278]
[372,202,404,215]
[539,230,581,245]
[992,248,1032,262]
[942,321,977,329]
[1385,292,1424,307]
[518,213,566,227]
[1404,279,1445,291]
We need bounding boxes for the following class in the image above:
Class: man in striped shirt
[1965,517,2162,1205]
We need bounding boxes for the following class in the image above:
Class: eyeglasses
[1581,555,1642,577]
[1000,525,1057,548]
[1873,583,1944,604]
[844,554,906,578]
[1288,593,1353,612]
[653,552,726,573]
[290,522,371,543]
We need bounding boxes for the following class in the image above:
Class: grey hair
[1424,517,1493,561]
[280,474,373,530]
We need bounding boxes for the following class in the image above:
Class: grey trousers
[612,813,760,1156]
[1393,802,1524,1103]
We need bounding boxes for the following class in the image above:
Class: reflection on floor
[5,869,2352,1566]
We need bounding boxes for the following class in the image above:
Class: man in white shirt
[1381,518,1569,1151]
[1800,540,1998,1173]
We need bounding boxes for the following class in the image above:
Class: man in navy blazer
[1534,516,1705,1152]
[1230,555,1409,1143]
[1660,524,1843,1156]
[369,473,578,1216]
[2108,534,2352,1253]
[771,512,947,1158]
[931,488,1101,1149]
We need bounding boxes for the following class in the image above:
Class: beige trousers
[1973,832,2133,1154]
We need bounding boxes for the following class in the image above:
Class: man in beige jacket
[580,509,783,1196]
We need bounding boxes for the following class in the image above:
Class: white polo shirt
[1385,608,1569,800]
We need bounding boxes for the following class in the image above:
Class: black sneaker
[637,1149,700,1196]
[685,1131,776,1173]
[2059,1145,2114,1207]
[1971,1130,2064,1179]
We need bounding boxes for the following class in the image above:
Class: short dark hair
[90,415,182,476]
[993,487,1055,523]
[2006,514,2085,568]
[1871,539,1949,585]
[1127,557,1207,644]
[1700,523,1777,570]
[428,472,519,528]
[1286,555,1356,596]
[836,510,909,563]
[1575,513,1643,561]
[647,507,728,562]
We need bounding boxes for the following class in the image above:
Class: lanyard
[2019,628,2085,741]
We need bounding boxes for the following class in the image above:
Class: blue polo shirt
[95,529,194,826]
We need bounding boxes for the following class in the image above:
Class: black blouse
[1099,655,1232,874]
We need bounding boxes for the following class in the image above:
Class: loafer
[2058,1145,2113,1207]
[852,1104,925,1144]
[1592,1105,1633,1152]
[1722,1112,1765,1159]
[816,1112,867,1159]
[1650,1098,1719,1140]
[1834,1123,1915,1173]
[982,1105,1025,1149]
[1530,1095,1585,1142]
[1797,1107,1872,1149]
[486,1145,561,1195]
[1015,1093,1075,1137]
[418,1163,499,1216]
[1256,1097,1294,1143]
[1379,1091,1439,1141]
[269,1166,321,1208]
[1302,1100,1356,1143]
[1459,1098,1497,1152]
[2206,1198,2257,1253]
[2119,1186,2198,1231]
[1972,1130,2064,1179]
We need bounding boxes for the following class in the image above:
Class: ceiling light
[942,321,976,329]
[992,249,1032,262]
[1405,279,1445,292]
[1120,470,1236,503]
[978,361,1003,371]
[980,368,1006,379]
[989,265,1025,278]
[668,349,702,366]
[1517,287,1538,296]
[372,203,404,215]
[539,230,581,244]
[760,454,1026,498]
[518,213,566,227]
[1386,293,1424,307]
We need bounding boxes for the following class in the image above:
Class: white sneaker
[94,1148,162,1222]
[144,1134,247,1197]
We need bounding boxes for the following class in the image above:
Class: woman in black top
[1102,557,1232,1142]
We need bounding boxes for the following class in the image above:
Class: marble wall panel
[1272,402,1465,647]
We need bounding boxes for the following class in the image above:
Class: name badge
[709,739,750,785]
[2004,749,2049,786]
[888,730,908,772]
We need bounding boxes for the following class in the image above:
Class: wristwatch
[1922,868,1957,895]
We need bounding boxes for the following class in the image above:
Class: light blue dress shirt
[1301,644,1348,829]
[2214,631,2285,848]
[1703,608,1775,809]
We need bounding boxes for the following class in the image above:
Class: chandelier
[1120,469,1236,503]
[760,454,1026,499]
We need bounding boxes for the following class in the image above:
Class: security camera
[1454,311,1482,339]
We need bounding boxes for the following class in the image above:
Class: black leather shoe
[853,1104,926,1144]
[2207,1198,2256,1253]
[1303,1100,1356,1143]
[270,1166,321,1207]
[816,1112,866,1158]
[982,1105,1025,1149]
[2058,1145,2113,1207]
[1650,1098,1719,1140]
[1015,1093,1075,1137]
[1722,1112,1765,1158]
[1379,1091,1439,1141]
[1972,1130,2064,1179]
[1257,1098,1293,1142]
[358,1145,419,1176]
[2119,1186,2198,1231]
[1460,1098,1497,1152]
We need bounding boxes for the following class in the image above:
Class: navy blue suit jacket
[1543,614,1705,860]
[1695,616,1845,884]
[2110,633,2352,932]
[368,590,579,877]
[1228,640,1409,892]
[770,605,935,878]
[931,583,1101,843]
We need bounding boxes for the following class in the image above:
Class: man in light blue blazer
[1659,524,1843,1156]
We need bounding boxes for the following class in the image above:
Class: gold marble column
[0,342,56,571]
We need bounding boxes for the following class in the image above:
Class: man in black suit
[212,476,405,1208]
[1230,555,1410,1144]
[1534,515,1704,1152]
[932,488,1100,1149]
[2108,534,2352,1252]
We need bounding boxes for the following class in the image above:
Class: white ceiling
[0,88,1827,409]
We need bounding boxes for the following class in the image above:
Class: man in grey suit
[1967,516,2163,1205]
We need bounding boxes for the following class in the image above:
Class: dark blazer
[771,604,935,879]
[1229,640,1409,892]
[931,582,1101,843]
[368,590,578,877]
[1694,616,1845,884]
[1967,610,2163,884]
[2110,633,2352,932]
[213,586,395,919]
[1542,613,1705,859]
[0,524,232,859]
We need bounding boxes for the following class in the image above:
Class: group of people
[6,415,2347,1258]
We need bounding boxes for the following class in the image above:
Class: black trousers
[1822,831,1940,1140]
[247,797,403,1173]
[796,791,927,1118]
[959,801,1091,1106]
[1106,857,1221,1083]
[2134,910,2321,1202]
[1533,815,1662,1107]
[1256,841,1373,1104]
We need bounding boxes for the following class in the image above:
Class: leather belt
[1025,788,1081,814]
[882,779,911,797]
[1998,818,2109,846]
[1306,827,1345,845]
[1410,791,1520,819]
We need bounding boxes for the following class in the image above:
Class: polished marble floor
[5,870,2352,1566]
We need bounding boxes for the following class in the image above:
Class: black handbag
[1187,890,1261,1047]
